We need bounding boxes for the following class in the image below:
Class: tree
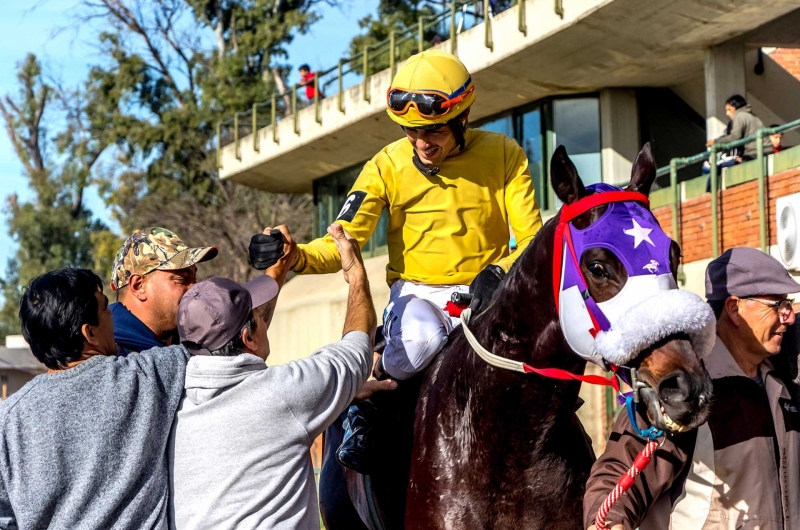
[349,0,516,76]
[0,54,118,338]
[78,0,317,283]
[349,0,439,76]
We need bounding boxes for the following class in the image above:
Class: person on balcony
[298,64,323,102]
[769,124,786,154]
[249,50,543,474]
[703,95,770,173]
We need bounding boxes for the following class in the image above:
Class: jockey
[249,50,543,473]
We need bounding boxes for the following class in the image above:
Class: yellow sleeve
[293,158,388,275]
[496,139,543,273]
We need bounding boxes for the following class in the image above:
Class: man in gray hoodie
[168,223,376,530]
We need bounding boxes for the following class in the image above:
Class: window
[478,113,514,138]
[519,107,545,209]
[477,95,602,212]
[637,88,706,189]
[553,98,602,186]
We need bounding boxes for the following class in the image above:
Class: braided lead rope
[595,439,659,530]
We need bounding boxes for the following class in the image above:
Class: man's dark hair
[20,268,104,369]
[770,124,781,129]
[708,299,726,320]
[725,94,747,110]
[210,314,258,357]
[298,64,310,72]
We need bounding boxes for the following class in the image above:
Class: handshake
[248,224,365,284]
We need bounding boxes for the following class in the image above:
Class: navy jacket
[110,302,165,355]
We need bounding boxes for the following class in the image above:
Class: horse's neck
[455,226,586,433]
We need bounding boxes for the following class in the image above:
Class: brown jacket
[584,337,800,530]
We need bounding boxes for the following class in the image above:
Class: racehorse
[321,143,716,530]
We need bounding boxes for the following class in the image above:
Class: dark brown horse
[320,144,713,530]
[405,143,712,529]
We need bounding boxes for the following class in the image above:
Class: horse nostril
[657,371,693,404]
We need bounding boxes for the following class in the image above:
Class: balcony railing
[653,118,800,278]
[215,0,557,169]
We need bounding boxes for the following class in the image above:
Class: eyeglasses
[387,78,474,119]
[744,297,794,317]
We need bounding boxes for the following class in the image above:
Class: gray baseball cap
[705,247,800,300]
[178,275,279,356]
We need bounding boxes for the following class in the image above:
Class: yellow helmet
[386,50,476,128]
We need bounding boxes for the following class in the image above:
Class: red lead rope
[522,365,621,393]
[595,439,659,530]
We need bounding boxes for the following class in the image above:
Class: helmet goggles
[387,76,474,119]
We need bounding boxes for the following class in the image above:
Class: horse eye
[587,262,609,279]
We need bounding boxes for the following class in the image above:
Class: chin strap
[412,151,440,176]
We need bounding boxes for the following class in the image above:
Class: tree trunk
[214,0,225,59]
[271,67,292,117]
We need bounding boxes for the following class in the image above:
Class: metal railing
[654,118,800,267]
[216,0,549,169]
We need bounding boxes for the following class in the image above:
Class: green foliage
[0,0,325,337]
[348,0,517,76]
[348,0,440,76]
[79,0,315,280]
[0,54,116,338]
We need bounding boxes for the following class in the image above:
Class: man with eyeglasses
[249,50,542,474]
[584,247,800,530]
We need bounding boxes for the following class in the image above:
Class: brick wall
[653,167,800,263]
[769,48,800,81]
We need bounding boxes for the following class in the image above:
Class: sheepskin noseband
[554,184,715,368]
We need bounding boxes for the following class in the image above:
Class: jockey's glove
[468,264,505,315]
[249,229,285,270]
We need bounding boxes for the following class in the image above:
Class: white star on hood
[623,219,655,248]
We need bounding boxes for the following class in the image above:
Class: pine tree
[0,55,118,338]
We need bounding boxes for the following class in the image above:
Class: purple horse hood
[556,184,715,368]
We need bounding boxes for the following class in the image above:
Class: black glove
[468,264,505,315]
[249,229,285,270]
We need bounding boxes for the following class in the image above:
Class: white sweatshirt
[168,331,372,530]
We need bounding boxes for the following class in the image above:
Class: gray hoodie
[168,331,371,530]
[716,104,769,158]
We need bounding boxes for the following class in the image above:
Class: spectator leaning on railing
[769,124,786,153]
[299,64,323,101]
[705,94,770,160]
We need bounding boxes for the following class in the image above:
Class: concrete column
[600,88,639,185]
[704,42,746,139]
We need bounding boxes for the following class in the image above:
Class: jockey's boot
[336,399,380,475]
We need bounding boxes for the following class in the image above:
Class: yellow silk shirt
[292,129,543,286]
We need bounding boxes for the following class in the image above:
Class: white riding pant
[381,280,469,380]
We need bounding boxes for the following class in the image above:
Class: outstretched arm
[293,158,388,275]
[330,223,377,342]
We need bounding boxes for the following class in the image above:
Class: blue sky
[0,0,376,273]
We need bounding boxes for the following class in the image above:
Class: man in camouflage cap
[110,227,218,355]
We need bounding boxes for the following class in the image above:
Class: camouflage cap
[111,227,218,291]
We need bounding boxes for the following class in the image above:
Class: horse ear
[627,142,656,197]
[550,145,586,205]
